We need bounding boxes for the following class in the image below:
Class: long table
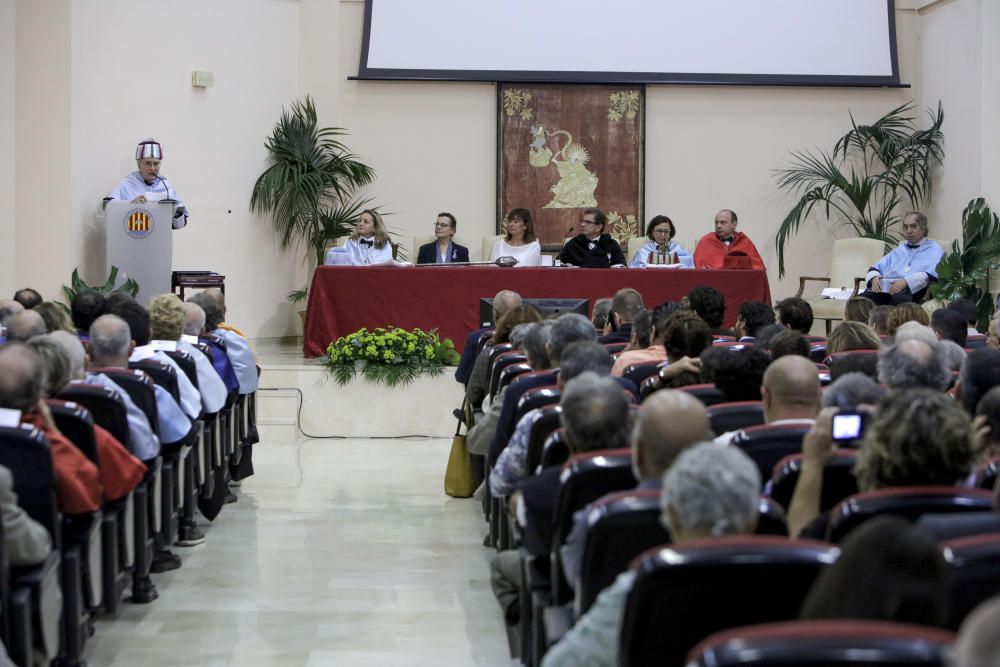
[303,266,771,357]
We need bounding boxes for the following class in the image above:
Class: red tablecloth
[303,266,771,357]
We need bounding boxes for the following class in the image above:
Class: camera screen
[832,413,863,440]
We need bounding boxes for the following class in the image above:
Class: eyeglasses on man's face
[580,219,598,227]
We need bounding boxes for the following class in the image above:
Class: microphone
[566,226,575,238]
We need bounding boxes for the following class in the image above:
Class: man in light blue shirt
[188,292,258,394]
[860,211,944,306]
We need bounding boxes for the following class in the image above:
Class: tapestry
[497,84,644,248]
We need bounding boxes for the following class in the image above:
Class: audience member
[947,297,981,337]
[540,442,761,667]
[869,304,894,337]
[591,298,612,331]
[770,329,811,359]
[692,209,765,270]
[181,301,239,395]
[859,211,943,305]
[0,343,101,514]
[465,305,543,410]
[560,389,711,590]
[455,289,522,385]
[715,354,820,446]
[598,288,644,345]
[687,285,728,335]
[799,516,949,626]
[734,301,775,341]
[5,310,46,342]
[821,372,883,410]
[973,386,1000,462]
[611,303,676,376]
[753,324,787,351]
[788,388,976,537]
[826,321,881,354]
[12,287,42,310]
[844,296,875,324]
[932,307,970,347]
[887,302,930,336]
[0,464,52,567]
[952,594,1000,667]
[711,346,771,402]
[188,292,258,395]
[0,299,24,324]
[658,311,712,389]
[938,339,967,372]
[33,302,75,334]
[776,297,814,335]
[958,348,1000,415]
[877,339,950,391]
[70,289,106,335]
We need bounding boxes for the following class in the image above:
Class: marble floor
[82,435,509,666]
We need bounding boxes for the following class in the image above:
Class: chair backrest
[488,350,528,399]
[766,449,859,512]
[129,358,180,404]
[622,361,662,387]
[551,448,637,604]
[917,512,1000,542]
[828,238,888,290]
[707,401,766,436]
[965,333,988,349]
[515,386,560,423]
[970,455,1000,491]
[603,342,628,355]
[618,535,838,667]
[942,532,1000,630]
[808,342,828,363]
[626,235,647,257]
[540,428,570,469]
[688,619,956,667]
[576,489,668,617]
[45,399,101,465]
[825,349,880,380]
[678,382,724,406]
[827,486,996,543]
[638,375,661,401]
[161,348,199,389]
[494,362,532,399]
[0,426,60,539]
[57,382,130,448]
[482,234,502,260]
[730,422,812,487]
[524,406,563,474]
[90,367,159,436]
[755,496,789,536]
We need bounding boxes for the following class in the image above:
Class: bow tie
[359,238,374,248]
[588,241,597,250]
[906,243,920,249]
[720,236,734,244]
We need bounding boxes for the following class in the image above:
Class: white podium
[104,200,177,301]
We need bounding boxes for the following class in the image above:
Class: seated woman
[324,209,393,266]
[826,320,882,354]
[489,208,542,266]
[628,215,694,268]
[416,212,469,264]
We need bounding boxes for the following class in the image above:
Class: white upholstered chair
[796,238,887,334]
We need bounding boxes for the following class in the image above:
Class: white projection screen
[358,0,900,86]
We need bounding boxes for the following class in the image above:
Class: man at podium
[107,138,188,229]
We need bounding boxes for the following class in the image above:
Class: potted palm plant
[774,101,945,277]
[930,198,1000,330]
[250,95,375,304]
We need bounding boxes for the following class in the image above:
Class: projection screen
[357,0,899,86]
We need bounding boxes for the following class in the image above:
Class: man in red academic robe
[693,209,765,270]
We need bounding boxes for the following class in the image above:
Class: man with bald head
[715,354,821,446]
[188,292,258,395]
[877,338,951,391]
[0,299,24,334]
[455,289,523,385]
[182,301,239,394]
[561,389,712,589]
[5,310,46,343]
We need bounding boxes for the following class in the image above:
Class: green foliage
[324,327,460,387]
[774,101,945,277]
[286,289,308,304]
[60,266,139,311]
[931,199,1000,330]
[250,95,377,268]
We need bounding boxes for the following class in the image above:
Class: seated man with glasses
[417,212,470,264]
[557,207,627,268]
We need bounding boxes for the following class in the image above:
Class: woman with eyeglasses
[489,207,542,266]
[556,207,626,268]
[417,212,470,264]
[628,215,694,268]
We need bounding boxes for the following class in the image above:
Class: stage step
[256,387,301,444]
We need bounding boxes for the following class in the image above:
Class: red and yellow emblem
[123,208,154,239]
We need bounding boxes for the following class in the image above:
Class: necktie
[360,238,373,248]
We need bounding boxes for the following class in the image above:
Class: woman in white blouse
[325,209,394,266]
[489,207,542,267]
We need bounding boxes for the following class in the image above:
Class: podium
[104,200,177,301]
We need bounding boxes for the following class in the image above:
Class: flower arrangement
[324,326,460,387]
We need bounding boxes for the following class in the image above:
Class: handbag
[444,399,476,498]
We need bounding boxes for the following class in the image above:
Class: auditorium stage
[256,339,466,440]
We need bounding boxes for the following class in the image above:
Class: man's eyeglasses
[580,219,598,226]
[434,223,452,228]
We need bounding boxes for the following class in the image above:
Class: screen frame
[357,0,902,88]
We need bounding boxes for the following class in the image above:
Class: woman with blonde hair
[826,321,882,354]
[887,302,930,336]
[325,209,393,266]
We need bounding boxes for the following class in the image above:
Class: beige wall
[2,0,995,337]
[0,0,14,293]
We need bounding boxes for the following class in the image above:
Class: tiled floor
[82,436,509,666]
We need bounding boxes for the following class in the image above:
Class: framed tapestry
[497,83,644,250]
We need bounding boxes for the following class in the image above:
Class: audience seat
[687,620,956,666]
[618,535,838,667]
[755,497,790,536]
[678,383,724,407]
[539,429,570,470]
[729,423,812,487]
[622,361,662,388]
[603,342,628,355]
[638,375,661,402]
[493,363,533,402]
[707,401,766,436]
[523,407,563,475]
[965,333,988,349]
[941,532,1000,630]
[808,342,828,363]
[765,450,860,512]
[487,349,526,401]
[918,513,1000,542]
[826,486,996,543]
[824,349,880,380]
[969,455,1000,491]
[515,387,560,424]
[0,508,35,667]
